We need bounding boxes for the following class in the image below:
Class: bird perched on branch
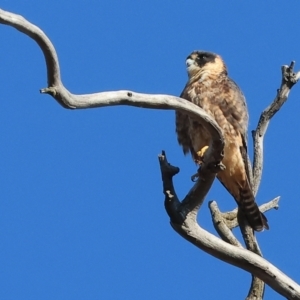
[176,51,268,231]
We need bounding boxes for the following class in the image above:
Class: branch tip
[40,87,56,96]
[158,151,180,178]
[289,60,295,70]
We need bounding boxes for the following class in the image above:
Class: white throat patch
[186,58,198,75]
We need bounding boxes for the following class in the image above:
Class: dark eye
[196,54,207,65]
[199,55,206,60]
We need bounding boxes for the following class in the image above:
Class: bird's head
[185,51,227,81]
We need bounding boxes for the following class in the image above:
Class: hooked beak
[186,57,194,67]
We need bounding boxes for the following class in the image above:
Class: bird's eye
[199,55,206,60]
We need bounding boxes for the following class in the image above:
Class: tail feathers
[239,186,269,231]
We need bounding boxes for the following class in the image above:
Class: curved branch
[159,152,300,299]
[0,9,61,89]
[0,8,221,149]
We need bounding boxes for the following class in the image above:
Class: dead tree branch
[1,7,300,300]
[214,60,300,298]
[205,54,300,299]
[159,152,300,299]
[252,62,300,195]
[0,8,220,125]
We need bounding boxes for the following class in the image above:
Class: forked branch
[159,152,300,299]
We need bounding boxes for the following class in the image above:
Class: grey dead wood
[1,8,300,300]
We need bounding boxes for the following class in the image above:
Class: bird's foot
[197,146,209,160]
[208,161,226,173]
[191,161,225,181]
[194,146,209,165]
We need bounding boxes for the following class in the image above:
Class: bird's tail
[217,171,269,231]
[239,182,269,231]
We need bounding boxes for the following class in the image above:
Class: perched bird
[176,51,268,231]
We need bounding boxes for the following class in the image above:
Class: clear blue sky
[1,1,300,299]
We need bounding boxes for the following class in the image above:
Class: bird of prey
[176,51,268,231]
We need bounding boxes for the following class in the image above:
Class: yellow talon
[193,146,209,166]
[197,146,209,159]
[191,146,210,181]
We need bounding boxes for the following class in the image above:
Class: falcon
[176,51,268,231]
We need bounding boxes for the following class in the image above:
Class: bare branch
[238,60,298,297]
[218,56,300,298]
[0,9,61,89]
[237,214,265,299]
[252,62,300,194]
[0,8,222,145]
[159,152,300,299]
[211,197,280,299]
[208,201,243,247]
[246,276,265,300]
